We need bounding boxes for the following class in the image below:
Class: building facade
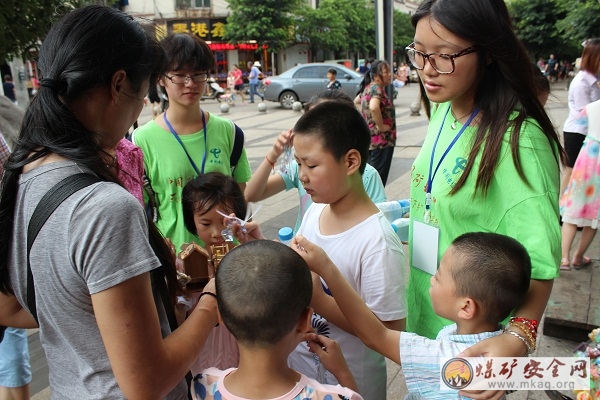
[127,0,420,78]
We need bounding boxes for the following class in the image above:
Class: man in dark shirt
[545,54,559,82]
[2,75,16,103]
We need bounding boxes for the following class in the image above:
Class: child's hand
[304,333,358,392]
[267,129,293,163]
[292,235,334,276]
[304,333,346,372]
[230,219,265,243]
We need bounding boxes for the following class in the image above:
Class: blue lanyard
[425,104,480,220]
[163,111,207,175]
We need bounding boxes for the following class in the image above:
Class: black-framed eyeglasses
[405,43,478,74]
[164,72,209,84]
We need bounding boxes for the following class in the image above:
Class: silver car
[263,63,364,109]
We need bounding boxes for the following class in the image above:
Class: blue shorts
[0,328,32,387]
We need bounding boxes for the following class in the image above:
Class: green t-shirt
[133,113,252,250]
[407,103,561,339]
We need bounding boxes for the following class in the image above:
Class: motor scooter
[202,77,225,102]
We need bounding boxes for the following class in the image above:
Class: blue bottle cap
[278,226,294,241]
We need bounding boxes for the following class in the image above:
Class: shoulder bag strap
[230,123,245,172]
[27,173,101,324]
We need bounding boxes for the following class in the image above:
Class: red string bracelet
[265,155,275,170]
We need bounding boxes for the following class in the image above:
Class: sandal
[559,258,572,271]
[572,256,592,270]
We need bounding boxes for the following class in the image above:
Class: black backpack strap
[143,173,159,223]
[25,172,193,394]
[27,173,101,324]
[230,123,245,172]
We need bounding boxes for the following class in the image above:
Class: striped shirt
[400,324,504,399]
[0,133,11,176]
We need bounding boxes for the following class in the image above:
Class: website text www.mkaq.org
[487,380,575,390]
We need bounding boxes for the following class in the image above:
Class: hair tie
[40,79,57,90]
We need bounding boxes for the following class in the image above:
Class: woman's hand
[456,333,528,399]
[379,124,391,133]
[230,219,265,243]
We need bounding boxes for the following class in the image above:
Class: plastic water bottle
[391,218,410,243]
[376,199,411,222]
[278,227,294,246]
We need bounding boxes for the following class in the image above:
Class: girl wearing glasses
[133,33,252,252]
[406,0,564,397]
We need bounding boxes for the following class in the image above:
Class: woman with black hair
[0,6,218,399]
[354,60,395,186]
[406,0,565,397]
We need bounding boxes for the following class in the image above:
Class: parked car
[263,63,363,109]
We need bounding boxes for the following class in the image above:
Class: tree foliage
[294,3,346,60]
[225,0,302,51]
[293,0,375,59]
[0,0,120,60]
[0,0,61,59]
[393,9,414,60]
[508,0,600,61]
[336,0,375,56]
[555,0,600,48]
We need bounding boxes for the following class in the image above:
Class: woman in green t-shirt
[406,0,565,398]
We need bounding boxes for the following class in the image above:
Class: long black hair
[0,6,178,297]
[357,60,390,96]
[413,0,565,195]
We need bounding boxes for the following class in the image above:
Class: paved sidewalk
[29,82,592,399]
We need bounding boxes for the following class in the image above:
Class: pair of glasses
[405,43,478,74]
[164,72,209,84]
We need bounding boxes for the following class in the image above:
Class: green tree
[290,0,375,60]
[225,0,302,51]
[0,0,121,60]
[508,0,567,59]
[556,0,600,50]
[294,3,346,61]
[0,0,63,59]
[336,0,375,57]
[508,0,600,62]
[393,10,414,62]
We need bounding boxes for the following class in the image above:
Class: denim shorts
[0,328,32,387]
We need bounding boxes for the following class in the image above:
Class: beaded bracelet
[199,291,217,300]
[509,319,538,345]
[510,317,538,335]
[504,328,533,356]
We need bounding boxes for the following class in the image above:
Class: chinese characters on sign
[159,18,227,41]
[440,357,591,391]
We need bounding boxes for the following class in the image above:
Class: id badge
[412,221,440,275]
